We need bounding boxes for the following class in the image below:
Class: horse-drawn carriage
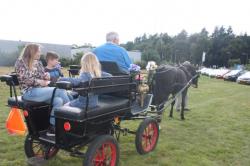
[0,63,160,166]
[0,61,199,166]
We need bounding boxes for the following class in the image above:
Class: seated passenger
[45,51,64,83]
[93,32,132,73]
[15,44,71,136]
[45,52,74,100]
[59,52,111,109]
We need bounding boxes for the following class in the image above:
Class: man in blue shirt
[93,32,132,72]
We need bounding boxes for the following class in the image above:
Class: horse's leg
[169,97,175,118]
[180,90,187,120]
[157,104,164,123]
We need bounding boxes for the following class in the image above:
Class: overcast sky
[0,0,249,46]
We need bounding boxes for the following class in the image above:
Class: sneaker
[46,126,55,137]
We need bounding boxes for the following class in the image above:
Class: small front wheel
[24,135,59,159]
[135,118,159,155]
[84,135,119,166]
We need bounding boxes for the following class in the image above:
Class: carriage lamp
[114,117,120,124]
[138,83,149,107]
[64,122,71,131]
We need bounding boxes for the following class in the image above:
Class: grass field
[0,67,250,166]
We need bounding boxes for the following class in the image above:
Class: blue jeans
[22,87,70,125]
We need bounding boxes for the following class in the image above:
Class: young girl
[15,44,70,136]
[59,52,111,108]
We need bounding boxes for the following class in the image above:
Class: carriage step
[38,130,55,144]
[131,94,153,115]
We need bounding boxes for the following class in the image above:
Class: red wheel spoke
[93,141,116,166]
[93,149,104,164]
[140,122,159,153]
[102,144,105,160]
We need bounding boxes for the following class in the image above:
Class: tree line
[121,26,250,68]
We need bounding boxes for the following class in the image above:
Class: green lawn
[0,67,250,166]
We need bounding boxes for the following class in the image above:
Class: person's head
[20,43,41,70]
[46,51,59,67]
[106,32,119,44]
[146,61,158,71]
[80,52,101,77]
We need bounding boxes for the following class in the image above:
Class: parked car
[237,71,250,85]
[203,68,215,76]
[215,69,231,79]
[223,69,245,82]
[199,67,208,75]
[199,67,207,75]
[208,69,221,78]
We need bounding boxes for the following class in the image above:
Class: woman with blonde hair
[15,43,71,136]
[60,52,111,108]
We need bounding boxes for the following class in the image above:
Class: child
[59,52,111,109]
[45,51,64,83]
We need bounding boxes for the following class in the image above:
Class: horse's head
[182,62,199,88]
[191,73,199,88]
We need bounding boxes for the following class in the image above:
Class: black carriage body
[53,76,136,148]
[1,72,159,163]
[1,73,136,146]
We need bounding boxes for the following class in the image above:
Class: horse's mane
[182,63,197,76]
[156,64,176,73]
[179,65,192,79]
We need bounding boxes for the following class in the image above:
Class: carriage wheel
[135,118,159,155]
[84,135,119,166]
[24,135,59,159]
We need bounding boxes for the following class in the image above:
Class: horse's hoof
[181,117,185,120]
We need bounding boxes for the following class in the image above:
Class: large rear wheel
[84,135,119,166]
[24,135,59,159]
[135,118,159,155]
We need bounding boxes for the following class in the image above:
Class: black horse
[151,62,199,120]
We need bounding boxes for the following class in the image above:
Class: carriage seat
[54,95,130,121]
[8,96,49,109]
[8,96,25,108]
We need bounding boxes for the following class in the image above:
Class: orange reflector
[6,107,27,135]
[23,110,29,117]
[64,122,71,131]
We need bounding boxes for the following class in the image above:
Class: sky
[0,0,250,46]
